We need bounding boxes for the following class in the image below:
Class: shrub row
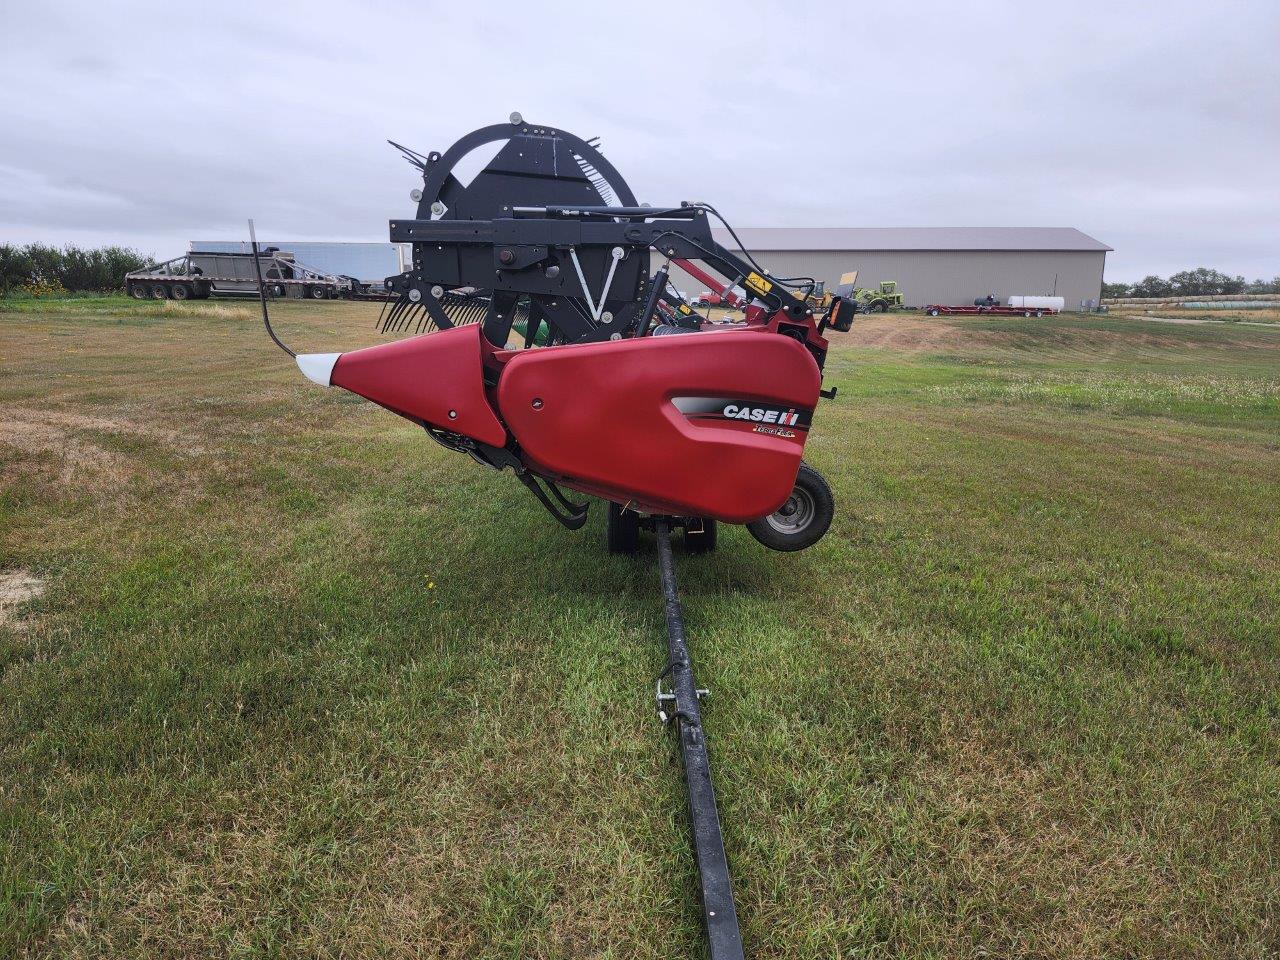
[1103,268,1280,300]
[0,243,153,295]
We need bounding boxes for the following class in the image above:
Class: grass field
[1119,305,1280,325]
[2,296,1278,958]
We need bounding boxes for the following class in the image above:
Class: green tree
[1168,267,1245,297]
[1101,281,1131,298]
[0,244,34,294]
[0,243,152,294]
[1131,275,1172,298]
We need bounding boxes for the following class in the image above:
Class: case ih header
[261,114,857,957]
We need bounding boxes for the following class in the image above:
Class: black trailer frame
[125,250,360,301]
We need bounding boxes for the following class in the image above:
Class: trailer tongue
[655,518,745,960]
[260,116,854,956]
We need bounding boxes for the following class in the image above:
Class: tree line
[1103,267,1280,300]
[0,243,152,295]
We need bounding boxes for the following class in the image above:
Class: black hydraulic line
[654,520,745,960]
[249,219,295,359]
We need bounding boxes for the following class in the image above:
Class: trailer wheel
[873,300,888,313]
[171,283,192,301]
[747,462,834,553]
[682,519,717,555]
[1023,309,1031,317]
[129,283,148,300]
[151,283,169,299]
[309,285,328,300]
[928,307,940,317]
[606,503,640,555]
[1035,310,1044,317]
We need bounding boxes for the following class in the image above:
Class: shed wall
[659,250,1107,311]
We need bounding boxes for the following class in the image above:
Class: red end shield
[330,325,507,448]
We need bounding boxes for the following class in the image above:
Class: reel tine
[389,299,406,332]
[400,302,418,333]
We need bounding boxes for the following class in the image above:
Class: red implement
[496,329,821,522]
[330,324,507,447]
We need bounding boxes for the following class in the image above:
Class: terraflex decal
[672,396,812,436]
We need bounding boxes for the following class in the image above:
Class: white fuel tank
[1008,295,1065,311]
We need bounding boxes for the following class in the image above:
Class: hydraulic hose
[249,219,296,358]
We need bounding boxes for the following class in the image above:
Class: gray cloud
[1,0,1276,281]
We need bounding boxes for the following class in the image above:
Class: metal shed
[660,227,1111,311]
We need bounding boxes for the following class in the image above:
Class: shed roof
[713,227,1111,253]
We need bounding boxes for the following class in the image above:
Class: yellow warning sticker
[678,304,692,315]
[745,271,773,295]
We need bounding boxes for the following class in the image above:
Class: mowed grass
[1119,305,1280,325]
[1,297,1278,958]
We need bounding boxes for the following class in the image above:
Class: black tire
[682,518,717,554]
[151,283,169,299]
[130,283,148,300]
[1023,310,1031,317]
[1035,310,1044,317]
[606,503,640,555]
[171,283,192,301]
[928,308,940,317]
[309,285,327,300]
[746,462,834,552]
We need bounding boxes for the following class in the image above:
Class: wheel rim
[174,285,188,300]
[765,486,816,536]
[153,285,166,298]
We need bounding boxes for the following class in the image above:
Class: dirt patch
[1126,314,1280,330]
[11,407,191,445]
[0,407,204,486]
[0,417,131,485]
[831,312,1278,356]
[0,570,45,628]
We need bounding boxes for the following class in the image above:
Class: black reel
[380,117,650,346]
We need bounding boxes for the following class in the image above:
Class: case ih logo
[672,397,812,431]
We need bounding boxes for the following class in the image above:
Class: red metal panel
[330,325,507,448]
[497,330,821,523]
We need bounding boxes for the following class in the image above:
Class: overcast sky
[2,1,1276,282]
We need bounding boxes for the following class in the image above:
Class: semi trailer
[125,248,364,301]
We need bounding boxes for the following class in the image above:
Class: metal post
[654,519,745,960]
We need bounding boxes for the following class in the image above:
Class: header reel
[381,117,649,346]
[378,115,827,363]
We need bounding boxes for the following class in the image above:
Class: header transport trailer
[925,294,1063,316]
[125,248,366,301]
